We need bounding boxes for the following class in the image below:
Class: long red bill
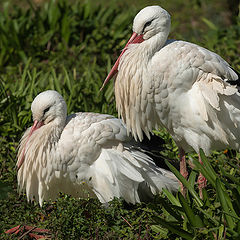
[17,120,43,170]
[100,32,144,91]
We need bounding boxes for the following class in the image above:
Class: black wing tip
[227,67,240,89]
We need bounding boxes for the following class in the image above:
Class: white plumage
[102,6,240,195]
[17,90,178,206]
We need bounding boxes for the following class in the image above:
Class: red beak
[17,120,43,170]
[100,32,144,91]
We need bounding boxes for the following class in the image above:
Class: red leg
[179,148,188,197]
[197,154,207,199]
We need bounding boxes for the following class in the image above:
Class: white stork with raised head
[101,5,240,196]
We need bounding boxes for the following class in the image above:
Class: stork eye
[43,106,50,115]
[143,20,153,31]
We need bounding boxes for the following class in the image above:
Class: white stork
[101,5,240,196]
[17,90,179,207]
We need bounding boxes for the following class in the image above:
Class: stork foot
[197,153,207,199]
[197,172,207,199]
[180,171,188,197]
[5,225,51,239]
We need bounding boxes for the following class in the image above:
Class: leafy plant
[152,150,240,239]
[0,0,240,239]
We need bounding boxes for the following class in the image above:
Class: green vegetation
[0,0,240,239]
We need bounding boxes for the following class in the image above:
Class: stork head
[101,6,171,90]
[31,90,67,127]
[17,90,67,170]
[133,6,171,40]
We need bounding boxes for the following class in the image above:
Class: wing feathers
[87,147,178,204]
[196,72,238,115]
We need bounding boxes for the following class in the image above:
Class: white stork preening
[17,90,179,207]
[101,6,240,196]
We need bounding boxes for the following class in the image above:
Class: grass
[0,0,240,239]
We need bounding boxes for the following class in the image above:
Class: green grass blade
[232,189,240,214]
[222,211,240,221]
[196,206,219,225]
[164,159,203,207]
[19,58,32,93]
[178,192,204,228]
[216,178,235,229]
[199,149,217,179]
[215,178,238,219]
[63,67,72,92]
[162,188,181,207]
[219,166,240,185]
[153,216,194,240]
[157,196,183,221]
[188,170,197,188]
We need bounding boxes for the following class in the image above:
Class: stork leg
[197,154,207,199]
[179,148,188,197]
